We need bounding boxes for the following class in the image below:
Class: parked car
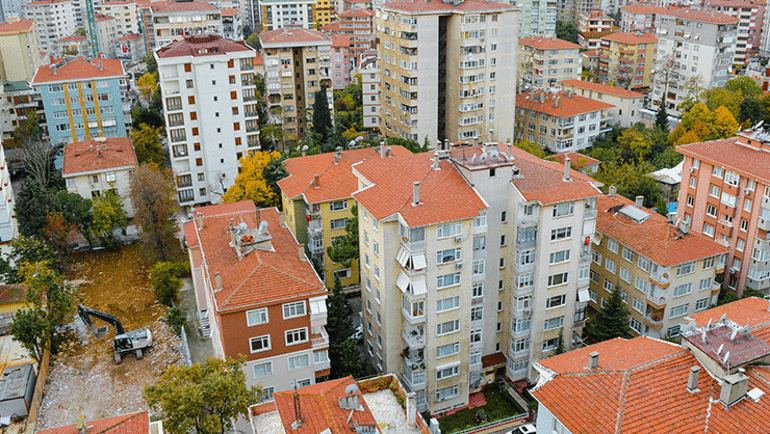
[506,424,536,434]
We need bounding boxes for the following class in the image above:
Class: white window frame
[287,354,310,371]
[247,308,268,326]
[283,301,307,319]
[253,361,273,378]
[249,335,271,353]
[285,327,309,346]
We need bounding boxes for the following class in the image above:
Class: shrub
[150,261,183,306]
[167,307,186,335]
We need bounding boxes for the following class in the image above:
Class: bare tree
[129,164,180,261]
[651,52,677,108]
[18,140,59,187]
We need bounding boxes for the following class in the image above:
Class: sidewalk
[177,277,215,364]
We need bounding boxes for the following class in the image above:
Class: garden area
[437,383,526,434]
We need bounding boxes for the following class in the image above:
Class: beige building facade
[518,36,581,91]
[0,18,42,83]
[559,79,645,128]
[598,32,657,90]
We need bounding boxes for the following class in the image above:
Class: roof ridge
[301,156,336,196]
[614,371,631,434]
[222,262,265,308]
[558,348,690,377]
[397,158,436,214]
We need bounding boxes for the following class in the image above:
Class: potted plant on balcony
[402,347,410,358]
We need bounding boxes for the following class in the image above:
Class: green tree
[708,106,739,140]
[725,76,763,99]
[137,72,158,102]
[89,191,128,248]
[741,288,766,299]
[131,124,165,165]
[386,137,427,153]
[15,178,54,238]
[553,328,566,355]
[52,190,93,245]
[326,276,367,379]
[717,287,739,306]
[0,235,63,282]
[11,110,42,145]
[10,309,49,364]
[555,21,578,43]
[740,97,764,125]
[130,164,180,261]
[144,357,261,434]
[312,85,334,145]
[150,261,183,306]
[263,154,288,210]
[589,283,631,342]
[245,33,260,50]
[617,126,652,162]
[74,28,86,36]
[145,52,157,74]
[327,206,359,268]
[701,87,741,119]
[514,139,548,159]
[655,100,669,132]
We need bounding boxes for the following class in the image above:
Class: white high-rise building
[21,0,77,56]
[0,139,18,248]
[156,34,259,207]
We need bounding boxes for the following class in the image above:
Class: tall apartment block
[30,56,130,145]
[328,33,352,90]
[155,34,259,207]
[258,0,317,31]
[515,0,556,39]
[653,8,737,115]
[619,3,668,33]
[576,10,613,50]
[353,143,601,413]
[590,192,728,340]
[141,0,223,52]
[260,26,334,144]
[677,125,770,295]
[94,1,140,38]
[376,0,517,146]
[22,0,77,56]
[518,36,581,91]
[704,0,765,69]
[360,51,380,129]
[338,8,375,62]
[598,32,657,90]
[0,139,19,246]
[0,18,42,83]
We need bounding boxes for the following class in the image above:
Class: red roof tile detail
[260,26,331,45]
[37,411,149,434]
[115,33,142,42]
[339,8,374,17]
[539,337,682,373]
[24,0,71,6]
[677,136,770,185]
[59,35,87,42]
[321,23,343,32]
[380,0,513,12]
[62,137,138,176]
[552,151,600,169]
[691,297,770,332]
[329,33,351,47]
[95,13,115,21]
[519,36,582,50]
[0,19,35,34]
[278,147,411,204]
[516,90,615,118]
[31,56,125,84]
[182,202,325,312]
[601,31,658,44]
[560,79,645,98]
[156,34,253,58]
[352,153,487,227]
[663,6,739,23]
[221,7,238,16]
[273,377,378,434]
[149,0,218,13]
[481,352,506,368]
[596,194,729,266]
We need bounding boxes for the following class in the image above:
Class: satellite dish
[344,384,357,395]
[701,331,707,343]
[237,222,249,233]
[707,318,713,327]
[730,329,739,341]
[719,313,728,323]
[470,154,477,163]
[717,344,724,355]
[257,220,269,236]
[723,351,730,364]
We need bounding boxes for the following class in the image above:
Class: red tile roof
[24,0,71,6]
[663,6,739,23]
[221,7,238,16]
[329,33,351,48]
[278,147,411,204]
[560,79,645,98]
[380,0,513,13]
[596,194,729,266]
[677,136,770,185]
[59,35,87,42]
[552,151,600,169]
[254,52,264,65]
[321,23,343,32]
[691,297,770,337]
[273,377,378,434]
[620,3,669,14]
[516,90,615,118]
[149,0,218,13]
[533,336,770,434]
[62,137,138,176]
[37,411,149,434]
[115,33,142,42]
[182,202,325,312]
[481,352,506,368]
[0,19,35,34]
[99,1,134,5]
[260,26,331,46]
[352,152,487,227]
[339,8,374,17]
[601,31,658,44]
[95,13,115,21]
[156,33,253,58]
[31,56,125,84]
[519,36,582,50]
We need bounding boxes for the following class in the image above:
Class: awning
[412,253,427,270]
[396,247,410,268]
[396,271,427,296]
[411,276,427,295]
[310,299,327,315]
[577,288,590,303]
[396,271,410,292]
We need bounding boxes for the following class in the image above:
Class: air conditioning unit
[689,166,695,173]
[455,263,464,270]
[744,188,751,195]
[454,236,463,243]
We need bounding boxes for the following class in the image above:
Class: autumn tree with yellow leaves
[222,151,284,208]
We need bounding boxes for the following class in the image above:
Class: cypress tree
[590,283,631,342]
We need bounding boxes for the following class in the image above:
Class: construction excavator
[77,304,153,364]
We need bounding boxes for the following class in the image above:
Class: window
[472,283,483,298]
[673,283,692,298]
[741,219,748,231]
[437,296,460,312]
[551,226,572,241]
[677,262,695,276]
[436,385,460,402]
[630,318,643,334]
[635,276,648,293]
[513,338,530,352]
[590,270,600,284]
[517,249,536,266]
[472,260,485,275]
[592,250,602,265]
[709,185,721,198]
[543,338,561,352]
[471,306,483,322]
[330,200,347,211]
[436,363,460,380]
[579,265,590,281]
[470,328,482,342]
[671,303,689,318]
[695,298,709,311]
[605,259,617,274]
[632,298,644,313]
[546,295,566,309]
[552,202,574,218]
[703,257,715,269]
[690,177,697,188]
[514,317,531,333]
[549,250,571,264]
[706,204,717,217]
[253,361,273,378]
[283,301,306,319]
[604,279,614,292]
[334,268,351,280]
[261,387,275,401]
[285,328,308,345]
[330,218,348,230]
[288,354,310,370]
[547,272,568,287]
[437,273,461,289]
[515,272,535,289]
[474,212,487,227]
[712,166,724,178]
[247,308,268,326]
[437,320,460,336]
[619,267,632,283]
[589,290,598,302]
[250,335,271,353]
[544,316,565,331]
[622,247,634,263]
[501,211,507,222]
[607,238,619,253]
[737,239,745,251]
[437,342,460,358]
[437,222,462,239]
[437,248,461,264]
[744,199,753,212]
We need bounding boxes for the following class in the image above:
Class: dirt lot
[35,244,184,430]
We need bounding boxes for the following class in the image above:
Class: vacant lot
[35,244,184,430]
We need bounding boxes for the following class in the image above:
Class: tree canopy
[312,85,334,145]
[326,276,367,379]
[222,151,284,207]
[130,164,180,261]
[131,124,165,165]
[327,205,359,268]
[588,283,631,342]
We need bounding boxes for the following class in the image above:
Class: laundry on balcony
[396,271,426,296]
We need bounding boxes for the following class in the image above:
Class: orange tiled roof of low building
[691,297,770,336]
[31,56,125,84]
[560,79,645,98]
[516,89,615,118]
[62,137,138,176]
[149,0,218,12]
[339,8,374,17]
[273,377,378,434]
[321,23,343,32]
[221,7,238,16]
[115,33,142,41]
[519,36,582,50]
[620,3,669,14]
[380,0,513,12]
[37,411,149,434]
[601,31,658,44]
[182,202,325,312]
[552,151,600,169]
[596,194,730,266]
[156,33,253,58]
[58,35,87,42]
[0,19,35,34]
[677,136,770,185]
[278,146,411,205]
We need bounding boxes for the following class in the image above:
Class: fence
[447,413,529,434]
[180,326,192,366]
[24,349,51,434]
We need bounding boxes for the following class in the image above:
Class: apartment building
[155,34,258,207]
[598,32,657,90]
[515,89,613,153]
[258,0,317,32]
[260,26,333,143]
[277,146,411,288]
[183,202,329,396]
[516,0,557,39]
[316,0,336,27]
[619,3,668,33]
[704,0,765,68]
[338,8,375,61]
[518,36,581,91]
[0,81,46,144]
[559,80,644,128]
[577,10,614,50]
[653,8,738,115]
[62,137,138,217]
[94,1,140,37]
[328,33,352,90]
[353,143,601,413]
[360,51,380,129]
[590,192,728,340]
[94,13,118,58]
[141,0,223,51]
[0,139,18,245]
[22,0,77,56]
[58,34,89,56]
[677,125,770,295]
[115,33,145,63]
[376,0,518,145]
[30,56,130,145]
[0,18,42,83]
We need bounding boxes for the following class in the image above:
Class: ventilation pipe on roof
[413,182,420,206]
[687,366,700,393]
[608,186,617,197]
[214,273,222,291]
[635,195,644,207]
[720,370,750,406]
[196,212,204,229]
[299,243,306,261]
[313,174,320,189]
[589,351,599,370]
[334,146,342,164]
[98,61,103,70]
[507,142,513,158]
[444,138,450,151]
[563,157,571,182]
[679,220,690,235]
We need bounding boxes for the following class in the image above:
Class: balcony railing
[311,326,329,348]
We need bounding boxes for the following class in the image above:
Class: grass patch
[437,383,524,434]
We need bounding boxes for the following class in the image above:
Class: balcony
[512,304,532,317]
[402,326,425,349]
[644,313,665,329]
[401,363,426,391]
[401,347,424,369]
[311,326,329,348]
[178,189,194,203]
[758,208,770,231]
[650,266,671,287]
[402,307,425,326]
[513,283,534,298]
[646,288,667,308]
[308,219,322,238]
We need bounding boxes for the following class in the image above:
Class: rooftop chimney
[687,366,700,393]
[334,146,342,164]
[214,273,222,291]
[563,157,571,182]
[380,142,386,158]
[313,174,320,189]
[679,220,690,235]
[196,212,204,229]
[507,142,512,157]
[443,138,449,150]
[635,195,644,207]
[412,182,420,206]
[720,371,750,406]
[299,243,306,261]
[589,351,599,370]
[608,186,617,197]
[98,60,103,70]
